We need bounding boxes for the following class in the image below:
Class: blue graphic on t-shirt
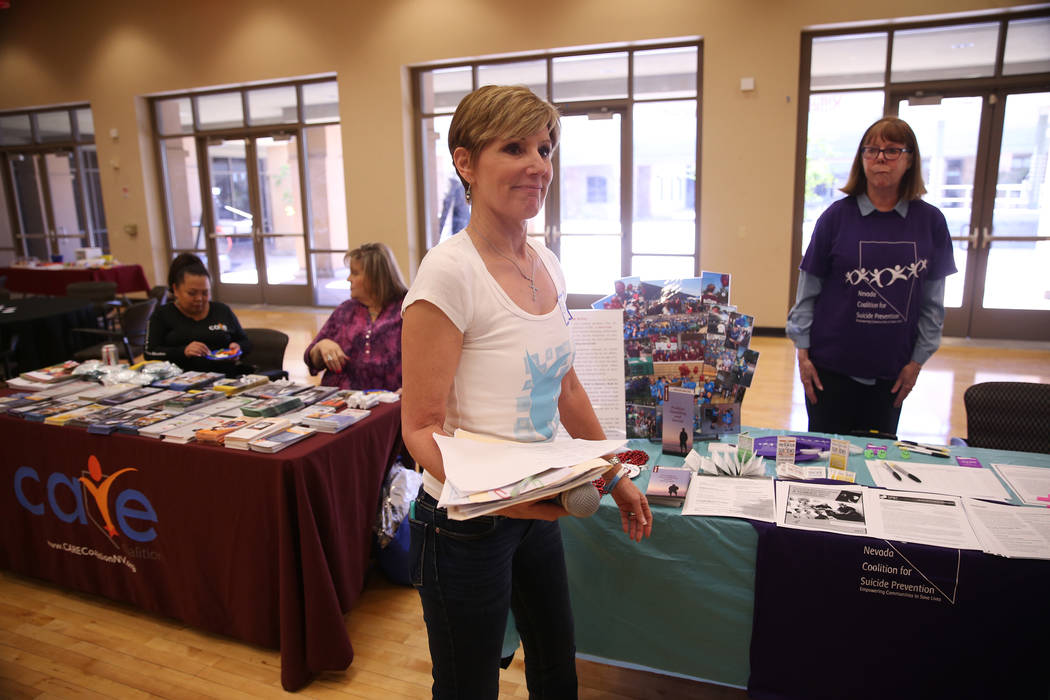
[514,341,573,440]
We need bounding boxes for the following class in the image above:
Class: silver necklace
[478,232,538,301]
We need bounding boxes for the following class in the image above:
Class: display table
[560,430,1050,697]
[0,264,151,295]
[0,296,98,372]
[0,400,402,691]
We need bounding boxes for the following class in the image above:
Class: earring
[464,183,472,204]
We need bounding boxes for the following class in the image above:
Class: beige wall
[0,0,1032,324]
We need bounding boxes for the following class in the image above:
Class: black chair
[0,333,17,380]
[147,285,169,306]
[241,327,290,381]
[72,297,157,363]
[963,381,1050,454]
[65,280,120,329]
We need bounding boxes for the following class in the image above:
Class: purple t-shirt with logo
[801,197,956,380]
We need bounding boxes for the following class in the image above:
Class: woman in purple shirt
[304,243,407,391]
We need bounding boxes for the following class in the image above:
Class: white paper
[776,463,827,481]
[434,432,625,492]
[776,481,870,537]
[868,490,982,550]
[682,475,775,522]
[963,499,1050,560]
[990,463,1050,507]
[557,308,627,440]
[776,481,987,550]
[866,459,1013,502]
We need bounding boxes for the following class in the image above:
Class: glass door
[896,95,984,338]
[898,90,1050,340]
[42,150,90,261]
[553,109,627,305]
[205,135,310,305]
[970,91,1050,338]
[8,153,49,260]
[7,150,91,262]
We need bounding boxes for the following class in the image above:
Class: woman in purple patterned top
[304,243,407,391]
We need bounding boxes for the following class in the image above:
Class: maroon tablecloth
[0,264,151,295]
[0,400,402,690]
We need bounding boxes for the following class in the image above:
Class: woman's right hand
[184,341,210,357]
[797,348,823,404]
[312,338,347,372]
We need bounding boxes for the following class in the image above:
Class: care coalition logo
[80,455,139,545]
[14,454,159,550]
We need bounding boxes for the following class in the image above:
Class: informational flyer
[682,475,775,522]
[561,308,627,439]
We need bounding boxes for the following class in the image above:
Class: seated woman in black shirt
[144,256,252,376]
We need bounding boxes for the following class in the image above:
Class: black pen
[896,440,949,458]
[883,461,902,481]
[898,465,922,483]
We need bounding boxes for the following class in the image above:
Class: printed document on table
[990,463,1050,506]
[866,489,982,551]
[866,459,1013,502]
[434,432,625,492]
[776,482,871,537]
[963,499,1050,560]
[683,475,775,522]
[775,482,982,549]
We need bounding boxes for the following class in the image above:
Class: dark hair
[841,116,926,200]
[447,85,561,192]
[345,242,407,308]
[168,253,209,289]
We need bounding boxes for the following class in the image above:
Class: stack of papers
[224,418,291,450]
[301,408,370,433]
[248,425,318,452]
[434,431,624,520]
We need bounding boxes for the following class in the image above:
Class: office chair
[241,328,290,381]
[72,298,157,363]
[0,333,18,380]
[963,381,1050,454]
[147,285,169,306]
[65,280,120,329]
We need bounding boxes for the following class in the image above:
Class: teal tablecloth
[559,428,1050,687]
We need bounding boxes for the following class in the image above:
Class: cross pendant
[528,279,538,300]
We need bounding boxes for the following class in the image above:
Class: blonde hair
[447,85,561,190]
[344,242,407,308]
[841,116,927,201]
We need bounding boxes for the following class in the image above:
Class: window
[151,77,348,306]
[413,41,700,300]
[586,176,608,203]
[796,8,1050,338]
[0,104,106,261]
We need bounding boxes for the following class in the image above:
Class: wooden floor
[2,304,1048,699]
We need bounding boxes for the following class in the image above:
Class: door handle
[965,226,979,250]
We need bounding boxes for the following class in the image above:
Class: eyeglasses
[860,146,911,161]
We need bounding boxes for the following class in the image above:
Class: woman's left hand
[610,478,653,542]
[891,361,922,407]
[229,342,241,353]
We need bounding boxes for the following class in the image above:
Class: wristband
[602,464,629,495]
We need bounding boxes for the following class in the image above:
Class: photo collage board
[593,271,759,456]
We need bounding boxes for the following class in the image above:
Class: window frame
[410,39,703,303]
[792,7,1050,309]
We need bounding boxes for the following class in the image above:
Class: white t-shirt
[402,233,575,497]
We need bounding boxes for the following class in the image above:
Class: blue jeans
[410,490,578,699]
